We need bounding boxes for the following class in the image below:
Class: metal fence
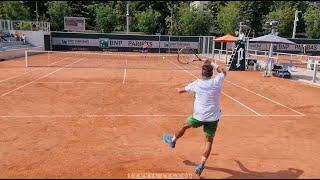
[212,45,320,84]
[0,19,50,32]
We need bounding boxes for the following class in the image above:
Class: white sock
[172,135,176,142]
[201,156,207,165]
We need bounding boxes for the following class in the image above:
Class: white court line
[0,58,85,97]
[222,92,262,116]
[165,59,261,116]
[33,81,170,85]
[123,59,127,84]
[0,56,72,83]
[225,80,305,116]
[0,114,305,118]
[35,81,106,84]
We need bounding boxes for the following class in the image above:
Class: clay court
[0,52,320,178]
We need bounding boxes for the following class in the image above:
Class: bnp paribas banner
[248,43,319,52]
[226,42,320,52]
[52,37,199,49]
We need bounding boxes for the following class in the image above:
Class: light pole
[126,1,129,34]
[265,20,279,76]
[292,10,301,38]
[35,1,39,22]
[170,7,173,35]
[168,5,173,53]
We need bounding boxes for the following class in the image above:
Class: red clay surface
[0,52,320,178]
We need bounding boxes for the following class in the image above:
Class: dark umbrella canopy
[249,34,296,44]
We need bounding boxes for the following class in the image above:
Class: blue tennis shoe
[163,134,175,148]
[195,163,205,176]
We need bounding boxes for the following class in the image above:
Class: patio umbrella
[213,34,238,43]
[249,34,296,45]
[249,34,296,76]
[213,34,239,64]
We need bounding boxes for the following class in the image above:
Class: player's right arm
[177,80,197,94]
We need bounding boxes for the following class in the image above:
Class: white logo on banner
[237,48,244,68]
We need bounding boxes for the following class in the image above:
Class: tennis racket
[177,47,203,64]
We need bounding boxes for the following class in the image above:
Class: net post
[225,49,228,63]
[255,50,257,60]
[212,36,215,58]
[25,50,28,67]
[158,34,160,54]
[207,36,210,54]
[313,60,318,83]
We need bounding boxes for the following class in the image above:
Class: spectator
[21,34,26,44]
[142,41,149,53]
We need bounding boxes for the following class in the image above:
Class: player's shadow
[183,160,304,179]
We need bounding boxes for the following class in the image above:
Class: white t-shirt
[184,72,225,122]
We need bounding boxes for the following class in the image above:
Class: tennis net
[25,50,213,70]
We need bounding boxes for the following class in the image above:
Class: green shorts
[187,116,219,137]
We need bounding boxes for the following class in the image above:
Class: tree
[303,7,320,38]
[207,1,227,34]
[46,1,72,31]
[238,1,273,36]
[95,4,117,33]
[113,1,127,31]
[134,8,161,34]
[167,4,213,36]
[0,1,30,20]
[68,1,105,30]
[263,5,294,37]
[216,1,242,35]
[267,1,308,36]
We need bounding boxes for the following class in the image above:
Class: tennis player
[163,60,226,176]
[142,41,149,53]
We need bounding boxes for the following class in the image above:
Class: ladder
[227,42,240,68]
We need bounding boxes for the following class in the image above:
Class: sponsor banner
[226,43,320,52]
[160,41,198,49]
[52,38,98,46]
[64,17,85,31]
[52,38,199,49]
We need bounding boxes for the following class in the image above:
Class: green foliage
[216,1,241,35]
[269,1,308,34]
[168,4,213,36]
[239,1,273,35]
[0,1,30,20]
[263,5,294,37]
[134,8,161,34]
[46,1,72,31]
[303,7,320,38]
[113,1,127,31]
[207,1,227,34]
[95,4,117,33]
[0,0,319,38]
